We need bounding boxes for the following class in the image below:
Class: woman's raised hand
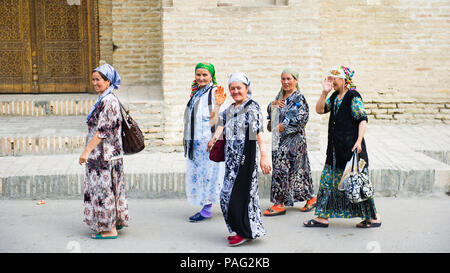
[323,76,333,93]
[215,86,226,105]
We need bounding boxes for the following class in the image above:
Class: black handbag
[115,95,145,155]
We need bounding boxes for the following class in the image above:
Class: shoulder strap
[208,86,213,111]
[208,86,215,134]
[112,93,131,129]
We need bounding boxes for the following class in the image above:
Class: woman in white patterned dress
[183,62,226,222]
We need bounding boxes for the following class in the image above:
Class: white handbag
[339,150,374,203]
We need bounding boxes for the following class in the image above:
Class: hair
[92,70,109,82]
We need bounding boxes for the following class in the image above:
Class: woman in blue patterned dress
[304,66,381,228]
[208,72,271,246]
[183,63,226,222]
[264,69,316,217]
[79,64,129,239]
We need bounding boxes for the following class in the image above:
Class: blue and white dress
[183,82,225,206]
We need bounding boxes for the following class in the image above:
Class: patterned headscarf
[341,66,356,90]
[191,62,217,97]
[328,65,356,90]
[278,68,300,100]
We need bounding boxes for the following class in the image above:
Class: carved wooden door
[0,0,98,94]
[0,0,32,93]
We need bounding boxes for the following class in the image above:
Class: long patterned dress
[219,99,266,239]
[83,93,129,232]
[315,91,377,220]
[184,82,225,206]
[267,90,314,206]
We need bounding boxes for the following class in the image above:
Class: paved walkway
[0,196,449,253]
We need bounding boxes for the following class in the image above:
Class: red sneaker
[227,232,237,241]
[228,235,249,247]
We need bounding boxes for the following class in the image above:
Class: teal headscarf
[278,68,300,99]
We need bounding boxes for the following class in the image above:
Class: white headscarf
[228,72,252,97]
[328,66,346,79]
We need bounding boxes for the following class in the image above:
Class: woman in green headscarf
[183,62,226,222]
[264,69,316,217]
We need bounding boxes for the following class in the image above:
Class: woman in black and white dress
[208,72,271,246]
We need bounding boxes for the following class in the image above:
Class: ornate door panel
[0,0,98,94]
[0,0,32,93]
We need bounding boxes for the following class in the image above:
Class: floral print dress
[315,93,377,220]
[184,83,225,206]
[219,99,266,239]
[267,91,314,206]
[83,93,129,232]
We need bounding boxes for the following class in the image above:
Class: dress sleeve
[324,97,332,114]
[249,104,264,140]
[351,96,368,123]
[282,94,309,134]
[97,99,120,139]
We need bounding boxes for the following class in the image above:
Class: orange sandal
[301,197,317,212]
[264,204,286,216]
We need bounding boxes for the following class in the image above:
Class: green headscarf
[195,62,217,84]
[190,62,217,97]
[278,68,300,99]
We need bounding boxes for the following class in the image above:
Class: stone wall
[158,0,449,150]
[321,0,450,124]
[161,0,324,150]
[98,0,449,151]
[99,0,163,85]
[365,98,450,124]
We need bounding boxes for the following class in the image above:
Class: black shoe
[303,219,329,228]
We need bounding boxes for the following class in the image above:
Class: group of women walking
[79,62,381,245]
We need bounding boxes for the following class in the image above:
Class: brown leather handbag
[116,96,145,155]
